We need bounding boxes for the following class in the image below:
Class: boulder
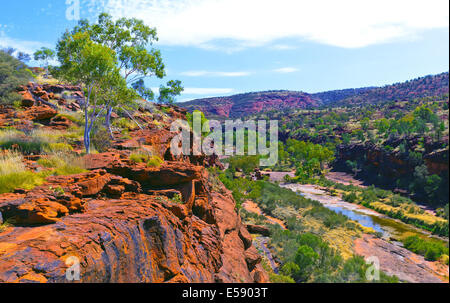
[106,160,205,187]
[16,105,57,121]
[19,91,35,107]
[49,115,71,129]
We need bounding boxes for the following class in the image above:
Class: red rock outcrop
[0,170,140,225]
[0,162,268,283]
[0,79,268,283]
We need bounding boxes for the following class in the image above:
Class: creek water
[323,204,385,234]
[296,186,390,237]
[277,183,448,282]
[281,183,449,244]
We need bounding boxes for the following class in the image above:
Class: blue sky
[0,0,448,102]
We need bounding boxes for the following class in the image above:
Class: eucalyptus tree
[158,80,184,104]
[54,31,118,154]
[33,47,55,77]
[70,13,183,138]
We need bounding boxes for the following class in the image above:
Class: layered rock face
[333,138,449,204]
[0,84,267,283]
[0,83,85,131]
[334,139,449,180]
[0,159,268,283]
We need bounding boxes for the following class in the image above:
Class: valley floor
[242,174,449,283]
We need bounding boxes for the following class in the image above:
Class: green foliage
[158,80,184,104]
[293,245,319,281]
[113,117,137,130]
[214,164,397,283]
[343,191,358,203]
[37,153,87,176]
[56,113,83,125]
[186,110,210,136]
[216,170,261,209]
[0,129,76,155]
[170,193,183,204]
[129,153,147,163]
[402,235,449,261]
[147,155,164,168]
[0,150,86,194]
[329,182,449,237]
[253,91,449,207]
[270,227,397,283]
[55,28,120,154]
[276,139,334,179]
[337,255,398,283]
[129,152,164,168]
[226,155,260,174]
[0,171,46,194]
[0,50,33,105]
[268,273,296,283]
[91,127,112,153]
[54,13,184,152]
[53,165,87,176]
[33,47,55,72]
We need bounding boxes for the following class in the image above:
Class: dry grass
[0,151,46,194]
[37,152,87,175]
[0,151,26,175]
[35,74,60,85]
[0,129,25,142]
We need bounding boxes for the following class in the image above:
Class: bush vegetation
[336,183,449,237]
[402,235,449,262]
[210,162,398,283]
[0,151,46,194]
[0,150,87,194]
[129,151,164,168]
[37,153,87,176]
[1,50,33,105]
[250,94,449,207]
[0,129,73,154]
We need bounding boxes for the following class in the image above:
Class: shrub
[0,151,25,175]
[37,153,87,176]
[170,193,183,204]
[147,155,164,168]
[268,273,296,283]
[0,171,45,194]
[130,152,164,168]
[91,127,112,153]
[44,143,74,153]
[343,192,358,203]
[0,150,48,194]
[402,235,448,261]
[130,153,147,163]
[0,50,33,105]
[0,129,67,154]
[113,117,136,130]
[56,112,83,125]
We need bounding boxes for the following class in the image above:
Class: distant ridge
[180,90,317,118]
[333,72,449,105]
[180,72,449,118]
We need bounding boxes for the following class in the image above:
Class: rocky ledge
[0,158,268,283]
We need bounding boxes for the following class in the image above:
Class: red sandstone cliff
[0,84,268,283]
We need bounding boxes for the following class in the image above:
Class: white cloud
[180,70,251,77]
[0,31,53,63]
[271,44,297,50]
[273,67,299,73]
[92,0,449,49]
